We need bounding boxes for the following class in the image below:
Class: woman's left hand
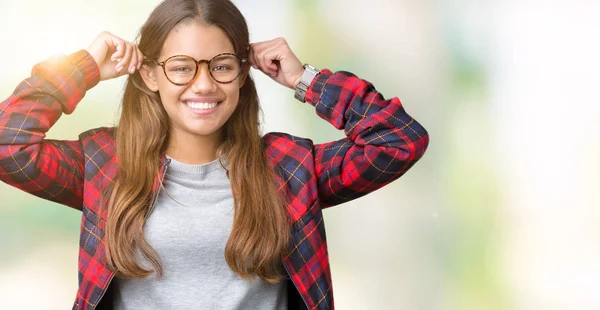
[248,38,305,90]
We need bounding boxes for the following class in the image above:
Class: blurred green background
[1,0,599,309]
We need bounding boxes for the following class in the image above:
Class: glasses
[152,53,247,85]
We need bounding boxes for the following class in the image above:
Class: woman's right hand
[85,31,145,81]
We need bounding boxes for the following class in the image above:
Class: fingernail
[129,66,136,73]
[116,66,123,72]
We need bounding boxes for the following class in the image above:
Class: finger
[254,49,268,72]
[128,45,139,74]
[250,41,274,68]
[116,43,133,73]
[110,37,126,62]
[247,44,259,69]
[252,37,283,52]
[255,39,286,66]
[262,47,281,77]
[135,46,144,69]
[253,43,273,72]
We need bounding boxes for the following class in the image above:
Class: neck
[165,128,222,165]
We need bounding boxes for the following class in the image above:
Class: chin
[185,124,224,137]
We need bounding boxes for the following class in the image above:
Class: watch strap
[294,64,319,102]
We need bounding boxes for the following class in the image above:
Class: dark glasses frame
[147,53,247,85]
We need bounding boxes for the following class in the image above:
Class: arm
[0,32,144,210]
[248,37,429,207]
[0,50,100,210]
[308,69,429,207]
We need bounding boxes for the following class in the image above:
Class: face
[141,21,247,143]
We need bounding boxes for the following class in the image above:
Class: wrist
[292,73,302,90]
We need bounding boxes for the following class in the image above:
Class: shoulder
[78,126,116,148]
[262,132,317,168]
[262,132,314,152]
[79,126,115,139]
[261,132,317,176]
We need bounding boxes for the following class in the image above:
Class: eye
[173,66,194,73]
[213,65,232,72]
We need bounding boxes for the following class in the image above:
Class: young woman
[0,0,429,309]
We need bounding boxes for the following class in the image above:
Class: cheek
[157,81,184,105]
[225,83,241,104]
[229,91,240,105]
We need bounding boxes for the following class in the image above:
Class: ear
[238,63,251,88]
[140,65,160,92]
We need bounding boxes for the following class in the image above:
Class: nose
[190,64,217,94]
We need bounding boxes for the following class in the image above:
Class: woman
[0,0,429,309]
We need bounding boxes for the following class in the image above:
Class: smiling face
[141,20,247,144]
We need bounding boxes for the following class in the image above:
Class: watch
[294,64,319,102]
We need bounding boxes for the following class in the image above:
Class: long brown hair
[105,0,290,284]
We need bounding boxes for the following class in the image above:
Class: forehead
[160,21,234,60]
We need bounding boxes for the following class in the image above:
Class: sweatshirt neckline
[164,154,224,175]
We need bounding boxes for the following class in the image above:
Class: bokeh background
[1,0,599,309]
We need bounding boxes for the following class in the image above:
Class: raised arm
[248,38,429,207]
[0,50,99,210]
[0,32,144,210]
[307,69,429,207]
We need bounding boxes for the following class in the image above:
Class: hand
[248,38,304,90]
[85,31,145,81]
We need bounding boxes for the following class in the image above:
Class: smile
[185,102,218,110]
[183,100,222,116]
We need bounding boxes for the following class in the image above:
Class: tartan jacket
[0,50,429,309]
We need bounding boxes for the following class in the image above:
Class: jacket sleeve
[307,69,429,208]
[0,50,100,210]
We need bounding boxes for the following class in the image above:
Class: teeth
[186,102,218,110]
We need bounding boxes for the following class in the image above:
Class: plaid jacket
[0,50,429,310]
